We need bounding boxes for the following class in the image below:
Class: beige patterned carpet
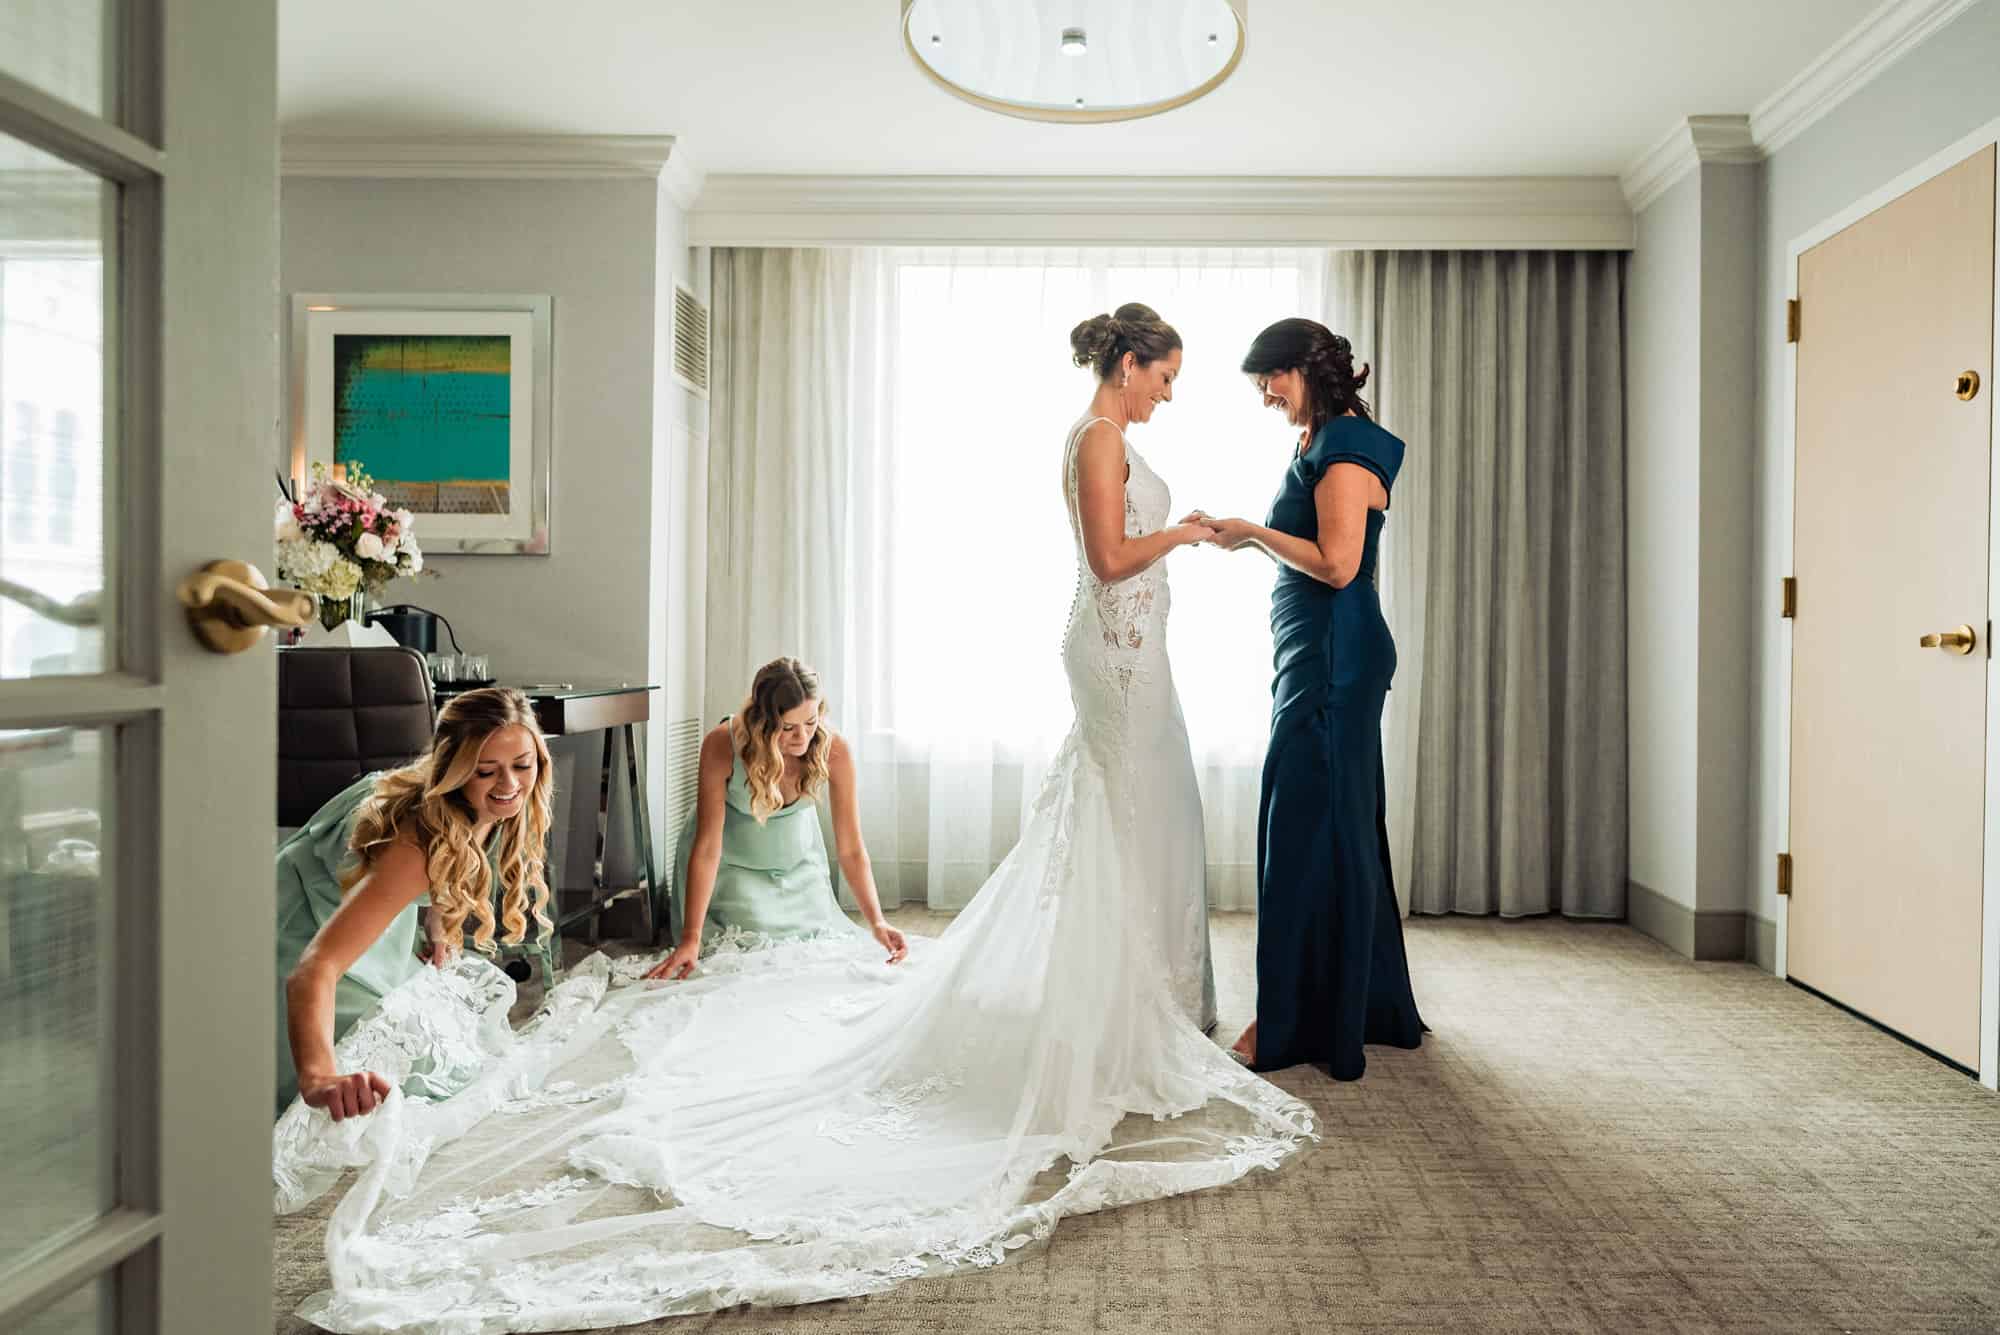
[274,911,2000,1334]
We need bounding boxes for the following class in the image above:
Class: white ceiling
[278,0,1884,177]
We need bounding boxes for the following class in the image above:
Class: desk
[434,682,662,982]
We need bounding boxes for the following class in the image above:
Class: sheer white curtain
[708,247,1322,911]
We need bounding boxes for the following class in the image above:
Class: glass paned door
[0,1,283,1331]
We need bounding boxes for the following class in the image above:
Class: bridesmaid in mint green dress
[276,688,556,1118]
[650,657,907,980]
[275,773,428,1112]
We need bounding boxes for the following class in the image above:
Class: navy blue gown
[1254,416,1427,1079]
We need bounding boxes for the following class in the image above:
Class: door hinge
[1786,299,1800,343]
[1776,852,1793,897]
[1781,577,1797,619]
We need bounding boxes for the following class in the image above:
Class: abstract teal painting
[332,334,512,515]
[296,295,551,554]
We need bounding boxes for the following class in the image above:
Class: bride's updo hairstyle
[341,687,555,953]
[1069,302,1182,381]
[1241,317,1373,430]
[736,657,834,824]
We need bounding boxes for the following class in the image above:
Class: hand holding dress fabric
[419,906,459,969]
[298,1069,392,1122]
[646,938,701,981]
[869,920,909,963]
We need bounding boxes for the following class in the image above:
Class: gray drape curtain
[1328,250,1628,918]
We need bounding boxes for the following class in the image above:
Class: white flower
[355,531,385,560]
[320,558,362,599]
[377,534,400,559]
[274,501,303,544]
[393,508,415,532]
[276,537,333,582]
[276,539,362,598]
[404,547,424,575]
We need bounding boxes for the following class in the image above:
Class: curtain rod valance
[688,175,1636,251]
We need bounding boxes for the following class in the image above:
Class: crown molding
[1620,0,1979,211]
[688,175,1635,249]
[1621,115,1759,213]
[658,138,704,211]
[1750,0,1978,155]
[280,134,683,180]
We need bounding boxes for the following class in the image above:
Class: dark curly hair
[1069,302,1182,382]
[1240,318,1372,429]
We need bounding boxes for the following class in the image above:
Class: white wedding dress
[272,416,1313,1333]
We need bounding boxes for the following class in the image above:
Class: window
[887,249,1322,763]
[0,253,107,677]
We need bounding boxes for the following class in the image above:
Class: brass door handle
[1919,624,1978,655]
[1959,370,1982,401]
[176,560,314,654]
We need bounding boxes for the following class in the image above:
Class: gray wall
[1627,170,1703,912]
[1627,158,1759,958]
[280,176,660,686]
[1695,162,1757,929]
[1747,2,2000,966]
[281,174,677,894]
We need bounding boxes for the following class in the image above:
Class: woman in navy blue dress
[1187,318,1425,1080]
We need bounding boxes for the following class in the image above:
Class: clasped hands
[1177,510,1258,551]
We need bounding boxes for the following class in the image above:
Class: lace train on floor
[274,738,1313,1333]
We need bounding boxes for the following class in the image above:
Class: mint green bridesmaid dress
[273,774,426,1114]
[669,740,865,950]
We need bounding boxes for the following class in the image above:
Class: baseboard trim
[1747,914,1778,973]
[1627,880,1749,961]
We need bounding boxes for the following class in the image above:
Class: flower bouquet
[276,460,427,631]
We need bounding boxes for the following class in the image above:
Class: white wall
[280,176,659,685]
[647,186,711,867]
[1748,1,2000,968]
[1627,170,1703,913]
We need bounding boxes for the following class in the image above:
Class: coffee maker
[367,604,460,658]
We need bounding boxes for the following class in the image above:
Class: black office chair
[277,646,437,827]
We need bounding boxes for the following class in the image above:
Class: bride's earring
[1120,368,1130,389]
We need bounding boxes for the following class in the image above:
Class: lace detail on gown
[1063,415,1169,656]
[273,417,1298,1333]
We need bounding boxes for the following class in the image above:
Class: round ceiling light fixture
[900,0,1248,125]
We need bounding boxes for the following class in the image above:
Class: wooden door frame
[1779,116,2000,1091]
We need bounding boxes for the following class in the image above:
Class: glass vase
[317,591,366,633]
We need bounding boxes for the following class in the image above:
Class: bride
[273,302,1316,1332]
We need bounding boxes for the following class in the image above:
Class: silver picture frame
[287,291,554,555]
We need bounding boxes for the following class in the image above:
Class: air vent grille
[672,282,709,396]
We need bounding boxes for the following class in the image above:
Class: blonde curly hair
[339,687,555,952]
[736,657,832,823]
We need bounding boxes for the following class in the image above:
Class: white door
[0,1,283,1329]
[1789,145,1997,1070]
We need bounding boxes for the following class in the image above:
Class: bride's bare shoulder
[1074,419,1127,474]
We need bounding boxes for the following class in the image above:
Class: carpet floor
[273,911,2000,1334]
